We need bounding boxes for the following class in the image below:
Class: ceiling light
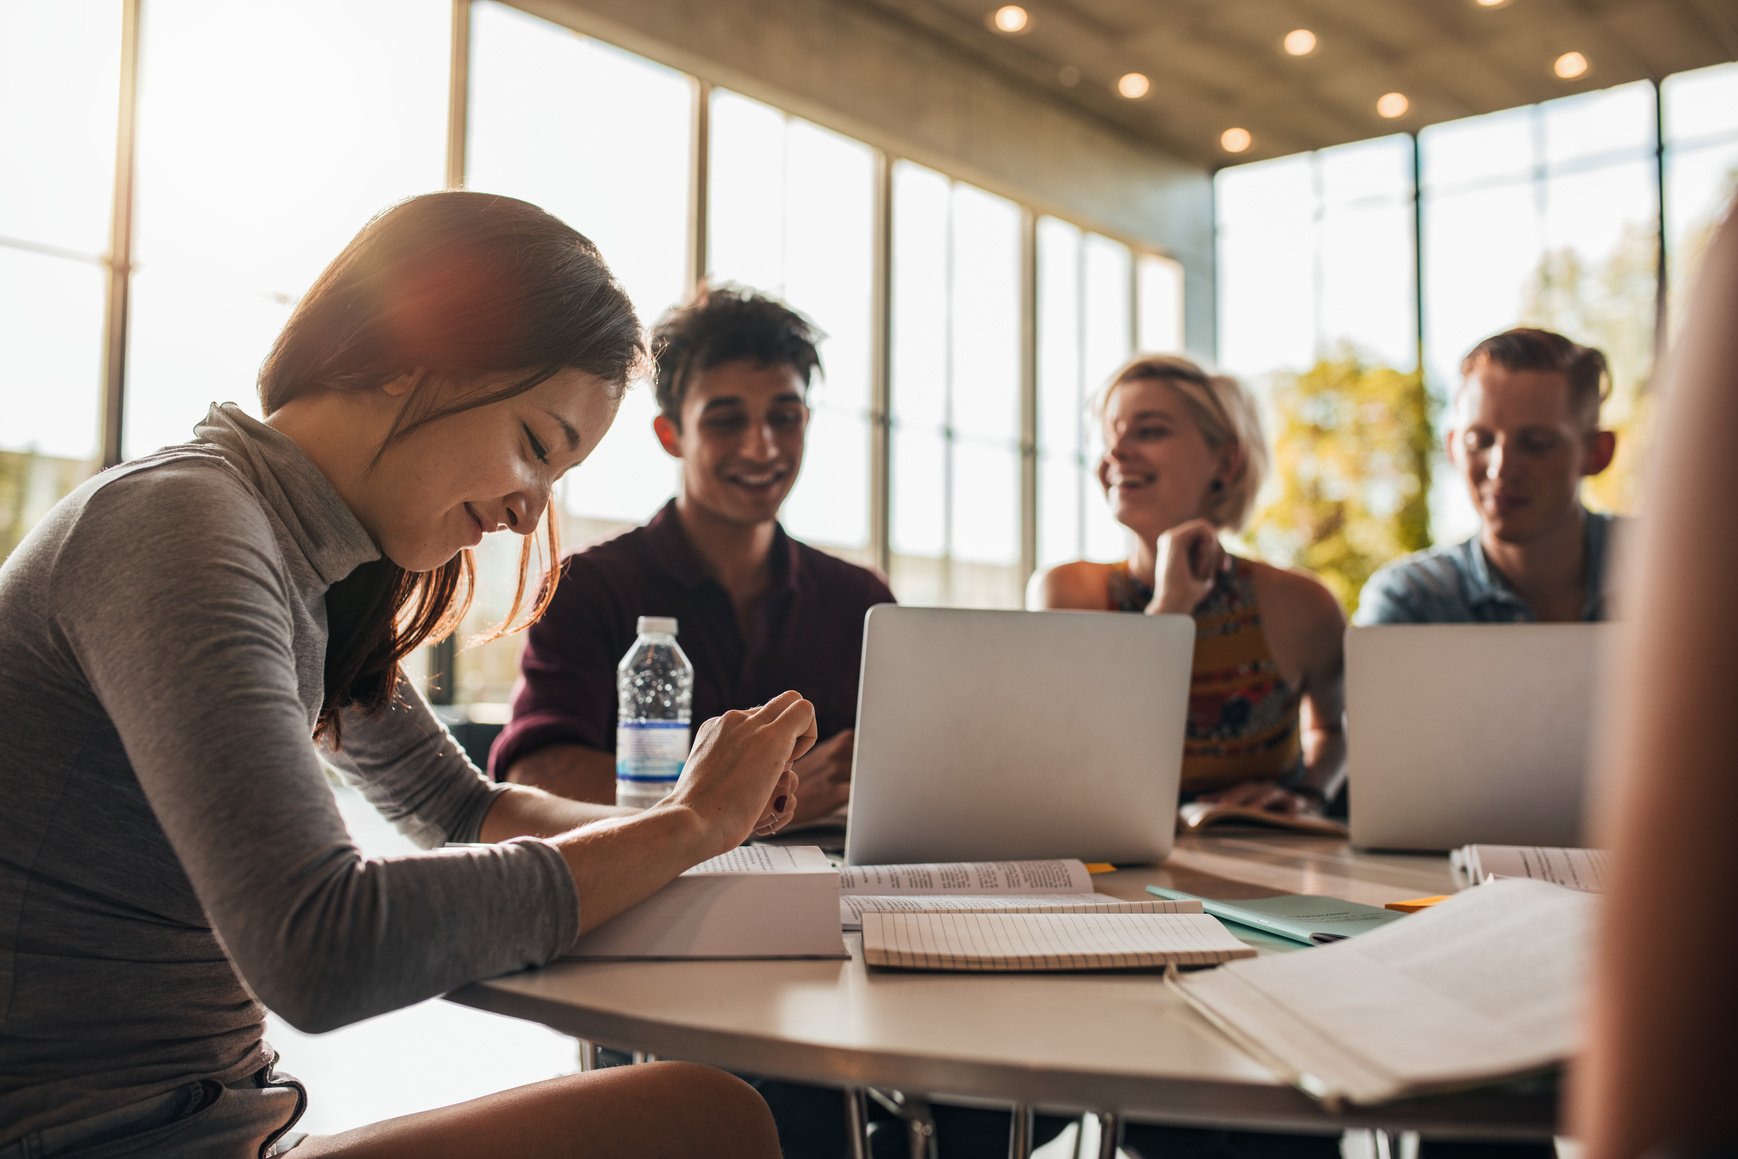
[1220,127,1252,154]
[1554,51,1589,79]
[1475,0,1511,7]
[990,5,1029,34]
[1283,29,1317,56]
[1117,72,1151,100]
[1377,92,1410,118]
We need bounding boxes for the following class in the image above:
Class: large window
[0,0,1176,705]
[1215,136,1420,585]
[1421,81,1659,532]
[889,163,1024,607]
[463,1,694,702]
[0,0,121,556]
[1217,135,1417,384]
[1663,63,1738,330]
[127,0,450,458]
[1218,70,1737,565]
[1034,218,1155,571]
[708,90,875,564]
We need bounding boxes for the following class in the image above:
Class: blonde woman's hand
[1149,518,1225,615]
[664,690,816,855]
[1194,779,1322,816]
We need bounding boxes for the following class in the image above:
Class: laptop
[1346,623,1614,852]
[842,605,1194,866]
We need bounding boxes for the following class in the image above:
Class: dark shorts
[0,1060,307,1159]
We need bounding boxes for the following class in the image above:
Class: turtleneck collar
[192,402,381,587]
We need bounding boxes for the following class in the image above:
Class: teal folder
[1146,886,1404,947]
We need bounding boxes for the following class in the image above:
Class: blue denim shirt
[1353,509,1621,625]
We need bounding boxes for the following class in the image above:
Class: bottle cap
[637,615,679,636]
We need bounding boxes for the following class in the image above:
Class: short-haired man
[1356,327,1621,625]
[491,286,893,826]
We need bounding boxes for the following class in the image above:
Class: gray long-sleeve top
[0,404,580,1143]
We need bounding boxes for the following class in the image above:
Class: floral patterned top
[1108,556,1303,794]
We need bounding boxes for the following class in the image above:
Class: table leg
[903,1095,937,1159]
[843,1087,871,1159]
[864,1087,941,1159]
[574,1039,599,1072]
[1008,1103,1036,1159]
[1093,1112,1121,1159]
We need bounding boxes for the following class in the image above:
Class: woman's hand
[751,767,801,838]
[1194,779,1322,816]
[1149,518,1225,615]
[663,690,816,855]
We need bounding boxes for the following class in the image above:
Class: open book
[1451,844,1608,892]
[862,910,1254,972]
[1171,878,1598,1107]
[838,858,1186,931]
[565,845,848,960]
[1177,800,1348,837]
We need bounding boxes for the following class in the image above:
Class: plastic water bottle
[615,616,694,810]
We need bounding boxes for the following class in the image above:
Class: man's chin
[1483,510,1576,546]
[702,489,789,526]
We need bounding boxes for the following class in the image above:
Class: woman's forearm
[480,781,632,842]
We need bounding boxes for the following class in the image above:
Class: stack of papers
[1171,879,1598,1106]
[1450,845,1609,892]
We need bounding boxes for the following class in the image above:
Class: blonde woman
[1030,354,1346,816]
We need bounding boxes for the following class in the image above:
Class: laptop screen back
[1346,623,1613,852]
[843,605,1194,866]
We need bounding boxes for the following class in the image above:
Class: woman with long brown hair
[0,191,800,1158]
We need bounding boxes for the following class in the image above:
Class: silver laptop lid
[1346,623,1614,852]
[843,605,1194,866]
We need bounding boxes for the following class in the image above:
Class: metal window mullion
[1652,78,1669,361]
[1411,132,1426,381]
[1127,243,1140,354]
[1531,105,1549,276]
[1018,208,1038,588]
[941,181,955,603]
[689,78,711,294]
[429,0,473,705]
[100,0,142,470]
[1074,229,1089,562]
[446,0,470,189]
[1311,154,1326,365]
[870,151,893,578]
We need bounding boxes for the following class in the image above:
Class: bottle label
[615,720,690,783]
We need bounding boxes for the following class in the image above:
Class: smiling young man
[490,286,893,827]
[1356,327,1622,625]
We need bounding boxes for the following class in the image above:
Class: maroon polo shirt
[489,500,896,780]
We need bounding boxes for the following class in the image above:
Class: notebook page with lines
[860,911,1256,972]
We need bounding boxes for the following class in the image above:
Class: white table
[448,834,1559,1151]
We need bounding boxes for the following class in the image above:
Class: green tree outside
[1,450,94,561]
[1520,218,1661,517]
[1246,353,1435,614]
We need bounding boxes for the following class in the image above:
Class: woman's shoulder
[57,454,280,580]
[1027,560,1115,610]
[1241,558,1345,632]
